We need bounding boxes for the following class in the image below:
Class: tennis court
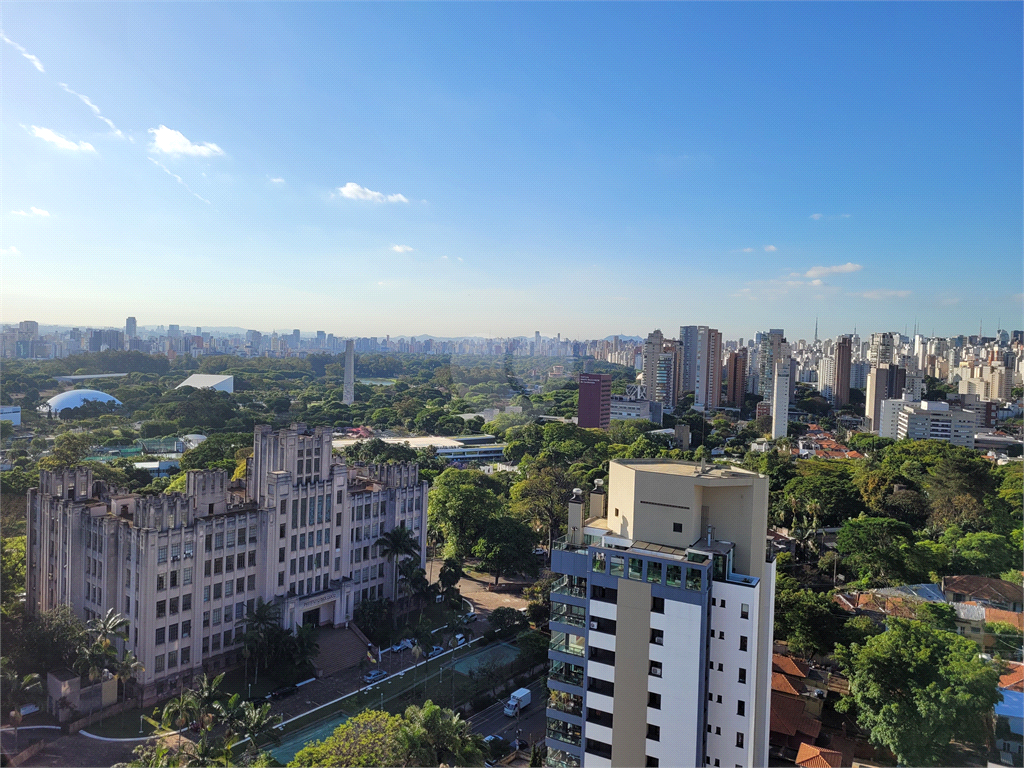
[450,640,519,674]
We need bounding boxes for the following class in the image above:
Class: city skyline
[3,4,1022,338]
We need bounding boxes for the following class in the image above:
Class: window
[155,627,165,645]
[237,553,245,569]
[300,533,306,550]
[738,668,747,684]
[739,636,748,652]
[592,551,606,573]
[225,581,233,597]
[737,700,745,716]
[741,603,749,620]
[628,557,643,580]
[157,574,166,591]
[182,620,191,638]
[666,564,682,588]
[279,522,286,539]
[720,599,725,608]
[278,571,285,587]
[650,628,664,645]
[248,575,256,591]
[646,724,660,742]
[213,608,221,625]
[646,758,659,767]
[184,541,193,558]
[214,558,223,575]
[291,535,297,552]
[719,631,725,640]
[223,629,232,646]
[212,634,221,651]
[717,694,722,703]
[672,522,682,532]
[227,529,236,547]
[183,567,192,585]
[610,555,624,577]
[225,556,233,572]
[205,560,212,577]
[648,692,661,709]
[213,583,222,599]
[651,596,664,614]
[204,586,210,602]
[170,570,178,588]
[647,561,662,583]
[215,533,224,550]
[155,654,164,673]
[290,559,297,575]
[685,567,702,591]
[170,597,179,614]
[279,547,285,563]
[248,551,256,567]
[237,577,245,592]
[169,624,178,642]
[649,661,662,677]
[735,733,744,749]
[156,600,166,618]
[158,546,168,564]
[205,534,213,553]
[181,647,191,665]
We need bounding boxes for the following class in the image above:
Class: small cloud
[148,157,210,204]
[840,214,851,218]
[856,289,911,300]
[269,177,285,184]
[336,182,409,203]
[457,257,463,262]
[805,262,862,278]
[1,33,44,72]
[810,279,823,286]
[764,245,777,252]
[31,126,95,152]
[148,125,224,157]
[376,281,387,286]
[1,245,20,255]
[440,255,449,261]
[58,84,123,138]
[392,245,414,253]
[731,247,755,253]
[11,207,49,217]
[809,213,823,220]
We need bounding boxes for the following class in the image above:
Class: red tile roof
[770,692,822,739]
[1000,663,1024,692]
[773,653,811,678]
[773,672,806,696]
[796,743,844,768]
[984,606,1024,630]
[942,576,1023,608]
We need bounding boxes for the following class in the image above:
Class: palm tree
[114,651,145,706]
[87,608,129,649]
[189,673,225,730]
[161,688,199,751]
[2,663,42,752]
[238,599,282,684]
[179,731,236,767]
[234,700,282,756]
[376,526,421,607]
[288,623,320,671]
[213,693,245,738]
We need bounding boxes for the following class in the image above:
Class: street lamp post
[139,714,144,735]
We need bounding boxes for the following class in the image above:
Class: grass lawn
[85,705,166,739]
[217,661,315,701]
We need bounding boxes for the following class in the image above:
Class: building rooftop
[175,374,234,390]
[614,459,759,480]
[943,575,1023,607]
[795,743,844,768]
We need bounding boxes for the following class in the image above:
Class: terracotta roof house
[942,576,1023,613]
[796,743,845,768]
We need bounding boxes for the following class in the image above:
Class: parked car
[363,668,388,684]
[454,633,467,646]
[463,611,478,623]
[390,638,414,653]
[428,645,445,657]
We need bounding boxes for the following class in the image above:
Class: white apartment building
[896,401,979,449]
[609,396,663,426]
[770,357,791,440]
[817,356,836,403]
[26,424,427,706]
[957,364,1012,403]
[546,460,774,768]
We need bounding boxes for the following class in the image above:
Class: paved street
[469,678,548,749]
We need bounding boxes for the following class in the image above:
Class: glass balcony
[550,630,585,657]
[549,660,584,686]
[550,603,586,628]
[545,748,581,768]
[547,717,582,747]
[552,533,603,553]
[551,574,587,599]
[548,690,583,717]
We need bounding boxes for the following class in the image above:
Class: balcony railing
[547,719,582,748]
[548,690,583,717]
[550,603,586,628]
[552,533,603,553]
[545,748,581,768]
[549,660,584,687]
[551,574,587,599]
[550,631,585,657]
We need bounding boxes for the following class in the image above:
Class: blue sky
[3,3,1021,341]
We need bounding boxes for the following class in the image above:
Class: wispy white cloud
[392,245,414,253]
[1,33,44,72]
[840,214,851,218]
[764,245,777,252]
[148,157,210,204]
[58,83,123,138]
[809,213,823,220]
[148,125,224,157]
[11,207,50,217]
[804,262,862,279]
[30,126,95,152]
[335,182,408,203]
[730,247,755,253]
[269,177,285,184]
[0,246,20,255]
[855,289,911,300]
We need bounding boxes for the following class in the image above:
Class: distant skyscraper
[292,329,300,349]
[125,317,137,340]
[865,363,907,430]
[693,326,722,411]
[757,330,785,400]
[726,347,748,407]
[819,356,837,403]
[316,330,326,348]
[868,332,895,366]
[641,330,665,398]
[771,355,792,439]
[834,336,852,408]
[578,373,612,429]
[168,324,181,339]
[343,339,355,405]
[678,325,699,393]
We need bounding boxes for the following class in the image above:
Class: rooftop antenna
[814,317,818,343]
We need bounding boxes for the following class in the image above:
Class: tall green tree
[375,526,421,604]
[400,700,486,768]
[428,469,502,559]
[835,618,1001,766]
[289,709,405,767]
[835,517,918,587]
[472,516,539,585]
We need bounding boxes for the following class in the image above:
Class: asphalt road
[469,678,548,749]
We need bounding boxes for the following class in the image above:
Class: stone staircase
[315,625,372,677]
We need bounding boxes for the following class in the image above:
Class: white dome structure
[41,389,122,414]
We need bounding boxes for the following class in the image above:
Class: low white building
[0,405,21,426]
[896,400,978,449]
[175,374,234,393]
